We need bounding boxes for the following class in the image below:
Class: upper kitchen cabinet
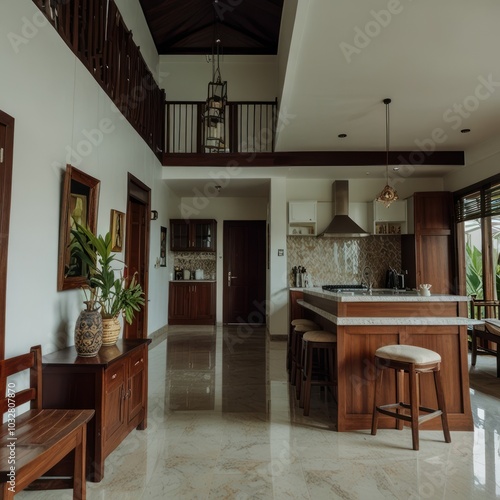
[401,192,454,294]
[170,219,217,252]
[371,200,407,235]
[288,201,317,236]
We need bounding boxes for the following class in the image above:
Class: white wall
[0,0,169,357]
[444,136,500,191]
[269,178,288,336]
[159,55,278,101]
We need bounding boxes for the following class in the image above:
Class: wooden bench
[0,345,94,499]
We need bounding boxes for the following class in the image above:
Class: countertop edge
[298,299,482,326]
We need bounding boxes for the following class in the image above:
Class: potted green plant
[70,223,145,345]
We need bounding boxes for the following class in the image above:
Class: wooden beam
[162,150,465,167]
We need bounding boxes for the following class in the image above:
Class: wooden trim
[163,150,465,167]
[0,110,14,361]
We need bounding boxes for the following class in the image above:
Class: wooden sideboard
[41,339,151,482]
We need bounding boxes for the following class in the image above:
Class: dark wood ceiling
[138,0,284,55]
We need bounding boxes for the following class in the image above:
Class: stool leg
[396,369,404,431]
[409,365,419,451]
[302,342,314,416]
[295,337,305,400]
[471,330,477,367]
[371,362,383,436]
[434,369,451,443]
[289,330,297,383]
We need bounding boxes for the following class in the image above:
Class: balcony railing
[165,100,277,154]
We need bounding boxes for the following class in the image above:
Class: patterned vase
[74,301,103,357]
[101,315,121,346]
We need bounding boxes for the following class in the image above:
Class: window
[455,178,500,302]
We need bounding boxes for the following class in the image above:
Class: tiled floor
[18,326,500,499]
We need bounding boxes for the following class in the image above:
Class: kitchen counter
[300,288,474,433]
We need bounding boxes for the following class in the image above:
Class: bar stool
[371,344,451,451]
[290,321,321,385]
[299,330,337,416]
[288,319,318,374]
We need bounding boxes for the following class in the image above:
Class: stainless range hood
[319,180,369,237]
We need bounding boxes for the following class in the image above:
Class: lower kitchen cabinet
[41,339,151,482]
[169,281,216,325]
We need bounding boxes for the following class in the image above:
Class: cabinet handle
[111,373,117,380]
[134,359,142,366]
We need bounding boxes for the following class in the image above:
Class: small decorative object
[419,284,432,296]
[70,224,145,347]
[110,209,125,252]
[74,300,103,357]
[160,226,167,267]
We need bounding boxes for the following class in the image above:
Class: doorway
[0,110,14,360]
[223,220,266,324]
[124,174,150,339]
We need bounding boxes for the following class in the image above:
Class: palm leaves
[70,223,145,323]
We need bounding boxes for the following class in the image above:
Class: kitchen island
[299,289,475,432]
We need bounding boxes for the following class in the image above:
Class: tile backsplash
[173,252,217,279]
[287,235,402,288]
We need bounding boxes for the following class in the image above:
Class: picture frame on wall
[57,164,100,291]
[110,209,125,252]
[160,226,167,267]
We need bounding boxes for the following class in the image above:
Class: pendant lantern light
[203,1,227,152]
[376,98,399,207]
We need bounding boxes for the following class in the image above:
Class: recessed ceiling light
[338,133,347,138]
[365,171,370,175]
[461,128,471,133]
[393,166,400,172]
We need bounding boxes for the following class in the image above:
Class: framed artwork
[110,210,125,252]
[160,226,167,267]
[57,165,100,291]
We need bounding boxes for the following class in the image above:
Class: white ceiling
[165,0,500,198]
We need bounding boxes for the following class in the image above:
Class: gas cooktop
[322,284,368,292]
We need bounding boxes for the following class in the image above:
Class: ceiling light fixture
[203,1,227,153]
[376,98,399,208]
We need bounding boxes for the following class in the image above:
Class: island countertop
[299,288,473,433]
[303,287,469,302]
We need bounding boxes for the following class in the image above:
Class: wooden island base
[300,290,474,432]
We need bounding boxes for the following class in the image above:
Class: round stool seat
[291,319,318,327]
[294,322,321,333]
[375,345,440,365]
[303,331,337,343]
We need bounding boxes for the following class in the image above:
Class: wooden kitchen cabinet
[41,339,151,482]
[169,281,216,325]
[170,219,217,251]
[402,192,454,294]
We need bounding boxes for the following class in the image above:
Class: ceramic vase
[74,301,103,357]
[101,315,121,346]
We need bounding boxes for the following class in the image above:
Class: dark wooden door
[223,221,266,324]
[125,175,150,339]
[0,111,14,360]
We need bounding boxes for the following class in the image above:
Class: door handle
[228,271,238,287]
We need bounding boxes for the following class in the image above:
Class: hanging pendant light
[204,1,227,152]
[376,98,399,207]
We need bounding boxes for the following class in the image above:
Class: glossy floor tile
[18,326,500,499]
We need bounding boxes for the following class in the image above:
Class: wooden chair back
[0,345,42,415]
[470,296,500,320]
